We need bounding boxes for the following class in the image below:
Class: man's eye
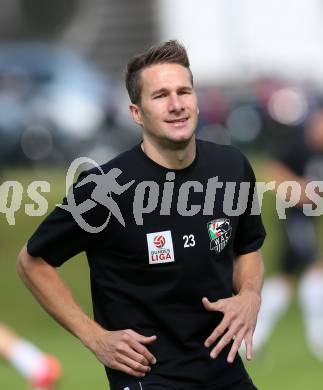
[179,90,191,95]
[154,94,165,99]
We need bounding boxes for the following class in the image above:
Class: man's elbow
[16,246,39,281]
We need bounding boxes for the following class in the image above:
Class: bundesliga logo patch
[146,230,175,264]
[207,218,232,253]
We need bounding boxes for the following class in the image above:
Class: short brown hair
[125,40,193,104]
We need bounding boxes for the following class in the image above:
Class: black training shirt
[27,140,266,389]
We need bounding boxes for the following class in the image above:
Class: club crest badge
[207,218,232,253]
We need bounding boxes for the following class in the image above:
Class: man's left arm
[202,250,264,363]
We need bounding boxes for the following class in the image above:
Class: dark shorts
[108,375,258,390]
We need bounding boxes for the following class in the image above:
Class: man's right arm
[17,246,156,377]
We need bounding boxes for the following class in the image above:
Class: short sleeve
[233,156,266,256]
[27,170,110,267]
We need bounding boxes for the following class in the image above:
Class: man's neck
[141,136,196,170]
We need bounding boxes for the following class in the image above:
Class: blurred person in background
[0,322,62,389]
[17,40,266,390]
[253,106,323,361]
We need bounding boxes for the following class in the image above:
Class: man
[0,323,61,390]
[17,40,266,390]
[253,107,323,360]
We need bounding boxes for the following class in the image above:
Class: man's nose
[168,94,184,113]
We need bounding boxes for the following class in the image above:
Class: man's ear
[129,104,143,126]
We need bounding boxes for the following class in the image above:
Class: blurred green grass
[1,165,322,390]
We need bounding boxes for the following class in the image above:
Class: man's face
[130,63,199,147]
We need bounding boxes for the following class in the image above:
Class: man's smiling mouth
[165,117,189,124]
